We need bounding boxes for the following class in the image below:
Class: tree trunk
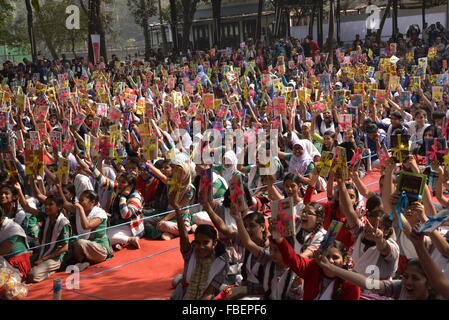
[376,0,391,43]
[317,0,324,47]
[392,0,398,38]
[169,0,178,52]
[25,0,37,58]
[211,0,221,47]
[43,36,59,60]
[309,6,315,37]
[327,0,335,53]
[422,0,426,30]
[336,0,341,44]
[157,0,168,52]
[181,0,197,52]
[255,0,263,41]
[142,3,151,61]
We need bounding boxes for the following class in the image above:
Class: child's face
[79,196,95,213]
[284,180,300,198]
[161,163,173,177]
[403,266,429,300]
[322,247,345,278]
[300,205,319,232]
[324,135,333,147]
[62,187,73,201]
[244,217,265,245]
[194,233,217,259]
[269,241,284,265]
[415,113,426,126]
[346,188,357,208]
[44,200,60,217]
[423,131,434,139]
[0,188,14,205]
[292,144,304,157]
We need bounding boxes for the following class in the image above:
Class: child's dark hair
[422,125,442,138]
[283,173,302,185]
[45,195,64,208]
[62,184,76,197]
[366,195,382,213]
[414,108,427,118]
[79,190,99,204]
[194,224,226,257]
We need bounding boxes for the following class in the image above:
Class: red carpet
[25,171,382,300]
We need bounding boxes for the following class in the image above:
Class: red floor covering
[24,170,382,300]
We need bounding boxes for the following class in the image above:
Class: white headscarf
[287,140,313,175]
[222,150,238,183]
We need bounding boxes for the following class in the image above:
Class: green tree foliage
[0,0,28,47]
[33,0,88,59]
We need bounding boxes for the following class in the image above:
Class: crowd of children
[1,25,449,300]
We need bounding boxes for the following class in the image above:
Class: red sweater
[277,238,360,300]
[322,201,355,249]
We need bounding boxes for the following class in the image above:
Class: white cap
[335,81,343,87]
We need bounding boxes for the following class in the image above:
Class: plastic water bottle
[53,278,62,300]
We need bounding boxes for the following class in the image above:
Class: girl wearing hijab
[145,153,196,240]
[278,141,315,177]
[214,150,238,184]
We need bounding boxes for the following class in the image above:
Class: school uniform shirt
[350,220,400,279]
[405,121,430,150]
[230,233,268,292]
[36,212,71,262]
[256,247,304,300]
[293,227,326,256]
[75,206,113,258]
[179,244,229,300]
[277,238,360,300]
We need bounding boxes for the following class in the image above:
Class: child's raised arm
[315,251,386,295]
[202,201,236,241]
[170,200,191,255]
[230,201,261,258]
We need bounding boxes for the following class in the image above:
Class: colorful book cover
[397,171,427,203]
[338,114,352,132]
[334,146,349,180]
[270,197,295,240]
[432,86,443,102]
[316,152,334,178]
[425,138,447,165]
[56,157,70,184]
[141,134,158,160]
[50,131,62,151]
[230,175,248,212]
[390,134,410,163]
[199,168,213,203]
[320,220,344,251]
[3,153,18,179]
[25,149,44,175]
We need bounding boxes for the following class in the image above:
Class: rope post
[53,278,62,300]
[366,149,372,172]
